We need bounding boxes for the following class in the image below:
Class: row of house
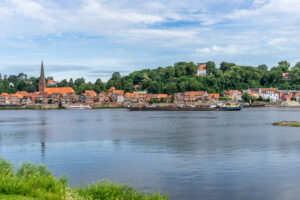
[223,88,300,102]
[174,91,220,103]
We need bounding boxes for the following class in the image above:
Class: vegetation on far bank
[1,61,300,95]
[0,158,167,200]
[272,121,300,127]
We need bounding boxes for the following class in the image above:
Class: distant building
[282,73,292,80]
[38,61,75,104]
[259,88,279,102]
[196,63,207,76]
[243,88,259,99]
[278,90,299,102]
[174,91,219,103]
[223,90,243,101]
[47,80,59,86]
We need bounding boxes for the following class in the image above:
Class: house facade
[196,63,207,76]
[223,90,243,101]
[259,88,279,102]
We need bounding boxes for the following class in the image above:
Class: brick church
[37,61,75,103]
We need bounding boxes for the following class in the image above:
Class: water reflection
[1,108,300,200]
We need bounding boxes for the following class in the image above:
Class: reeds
[0,158,167,200]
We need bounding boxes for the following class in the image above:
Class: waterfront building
[243,88,259,98]
[223,90,242,101]
[79,90,97,103]
[95,91,110,103]
[37,61,75,104]
[196,63,207,76]
[0,93,10,105]
[184,91,208,102]
[208,93,220,101]
[278,90,300,102]
[110,90,125,102]
[259,88,279,102]
[124,92,139,103]
[151,94,172,103]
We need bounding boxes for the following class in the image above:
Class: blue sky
[0,0,299,81]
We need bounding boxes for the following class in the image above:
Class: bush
[0,158,168,200]
[77,181,167,200]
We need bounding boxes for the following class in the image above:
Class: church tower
[39,61,47,92]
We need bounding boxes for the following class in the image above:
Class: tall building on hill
[39,61,47,92]
[38,61,76,99]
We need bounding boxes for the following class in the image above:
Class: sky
[0,0,300,81]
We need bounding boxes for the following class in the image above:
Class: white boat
[67,104,92,110]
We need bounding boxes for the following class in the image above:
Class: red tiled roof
[260,88,278,93]
[113,90,124,95]
[85,90,97,97]
[108,86,116,92]
[227,90,242,95]
[197,64,206,70]
[209,93,220,99]
[47,80,58,84]
[16,91,29,96]
[45,87,75,95]
[155,94,171,99]
[282,73,291,77]
[12,93,24,99]
[125,93,138,98]
[184,91,205,96]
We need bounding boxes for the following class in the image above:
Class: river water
[1,108,300,200]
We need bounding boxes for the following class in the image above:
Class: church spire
[40,60,45,79]
[39,61,47,93]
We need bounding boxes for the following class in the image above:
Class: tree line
[1,61,300,95]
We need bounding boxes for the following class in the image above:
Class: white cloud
[0,0,300,80]
[196,45,250,56]
[267,38,288,46]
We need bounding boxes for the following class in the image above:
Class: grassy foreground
[272,121,300,127]
[0,158,168,200]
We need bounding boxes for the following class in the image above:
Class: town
[0,61,300,109]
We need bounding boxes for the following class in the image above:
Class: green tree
[278,61,290,73]
[206,61,217,75]
[258,64,268,71]
[220,62,235,72]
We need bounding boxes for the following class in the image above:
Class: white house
[197,63,207,76]
[259,88,279,102]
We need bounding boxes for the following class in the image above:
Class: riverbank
[0,158,167,200]
[0,101,300,110]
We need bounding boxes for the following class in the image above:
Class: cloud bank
[0,0,300,80]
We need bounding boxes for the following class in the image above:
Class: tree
[164,82,177,94]
[278,61,290,73]
[220,62,235,72]
[74,78,85,87]
[206,61,217,75]
[293,62,300,70]
[258,64,268,71]
[124,81,133,92]
[242,92,251,102]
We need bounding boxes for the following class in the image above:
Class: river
[1,107,300,200]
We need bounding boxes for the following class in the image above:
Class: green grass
[0,158,167,200]
[273,121,300,127]
[0,194,38,200]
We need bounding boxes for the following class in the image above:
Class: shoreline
[1,102,300,110]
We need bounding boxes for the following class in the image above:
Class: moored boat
[67,104,92,110]
[217,104,242,111]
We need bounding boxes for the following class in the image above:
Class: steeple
[40,60,45,80]
[39,61,47,93]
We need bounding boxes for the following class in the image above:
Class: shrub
[0,158,168,200]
